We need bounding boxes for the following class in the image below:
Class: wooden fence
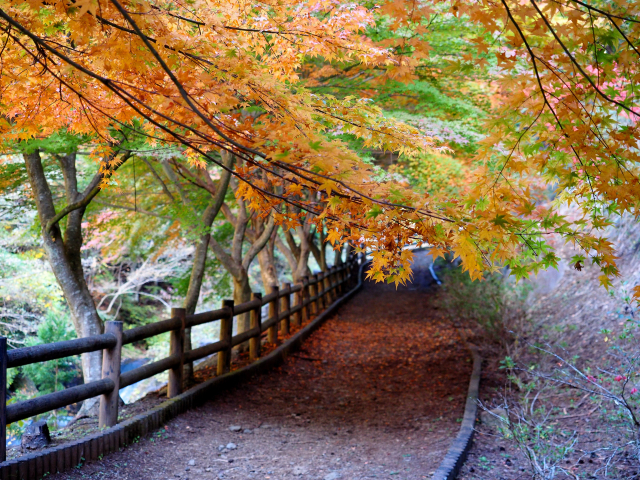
[0,255,363,464]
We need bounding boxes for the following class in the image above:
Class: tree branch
[92,199,171,219]
[45,151,132,234]
[242,214,275,270]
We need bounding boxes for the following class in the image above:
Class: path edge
[431,344,482,480]
[0,261,368,480]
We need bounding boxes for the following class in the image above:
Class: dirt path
[51,255,472,480]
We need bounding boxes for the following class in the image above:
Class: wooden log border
[432,344,482,480]
[0,260,368,480]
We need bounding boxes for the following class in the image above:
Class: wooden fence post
[336,265,344,296]
[322,269,330,305]
[99,321,123,428]
[280,283,291,336]
[323,270,331,307]
[316,273,326,312]
[218,300,234,375]
[310,274,319,315]
[268,285,279,344]
[351,257,358,287]
[249,293,262,362]
[345,262,350,288]
[168,308,185,398]
[302,276,311,322]
[328,267,336,303]
[0,337,6,462]
[293,284,302,328]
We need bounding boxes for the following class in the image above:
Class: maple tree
[0,0,436,286]
[356,0,640,290]
[2,0,640,301]
[4,133,133,414]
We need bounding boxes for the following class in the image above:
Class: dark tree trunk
[23,150,108,415]
[182,154,233,380]
[257,227,278,292]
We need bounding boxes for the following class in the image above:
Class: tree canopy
[2,0,640,292]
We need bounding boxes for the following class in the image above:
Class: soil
[458,376,640,480]
[48,253,473,480]
[457,212,640,480]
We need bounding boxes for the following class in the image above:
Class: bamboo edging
[0,256,366,480]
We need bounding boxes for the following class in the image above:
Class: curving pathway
[51,253,472,480]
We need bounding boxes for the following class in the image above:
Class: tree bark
[256,226,279,292]
[181,153,233,379]
[232,271,252,333]
[208,200,274,343]
[309,224,327,271]
[24,150,109,416]
[276,220,313,284]
[334,243,344,266]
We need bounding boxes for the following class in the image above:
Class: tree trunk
[182,154,233,380]
[257,229,278,291]
[334,244,344,266]
[232,271,252,333]
[293,224,313,283]
[319,226,327,270]
[24,151,104,416]
[276,223,313,284]
[309,225,327,271]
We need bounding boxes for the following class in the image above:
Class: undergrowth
[446,265,640,479]
[438,265,530,354]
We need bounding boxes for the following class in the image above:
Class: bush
[21,311,81,394]
[438,265,529,350]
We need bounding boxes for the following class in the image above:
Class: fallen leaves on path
[50,264,471,480]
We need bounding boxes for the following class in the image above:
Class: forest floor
[457,213,640,480]
[48,253,473,480]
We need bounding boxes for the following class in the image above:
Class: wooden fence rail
[0,255,362,462]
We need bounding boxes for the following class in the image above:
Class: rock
[259,424,273,429]
[218,445,225,452]
[205,468,212,472]
[479,408,508,430]
[188,459,196,466]
[292,466,307,475]
[21,420,51,451]
[229,425,242,432]
[243,429,253,434]
[226,442,237,450]
[324,472,340,480]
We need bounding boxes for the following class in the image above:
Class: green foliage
[0,247,61,306]
[21,312,80,394]
[389,109,483,154]
[439,265,530,346]
[6,365,18,389]
[390,151,466,195]
[110,294,164,328]
[8,130,91,155]
[493,403,578,480]
[305,6,492,165]
[0,223,66,346]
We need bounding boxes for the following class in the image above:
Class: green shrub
[21,312,81,394]
[439,265,529,348]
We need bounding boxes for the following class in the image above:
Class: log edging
[431,344,482,480]
[0,261,367,480]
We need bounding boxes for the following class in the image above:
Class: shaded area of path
[52,253,472,480]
